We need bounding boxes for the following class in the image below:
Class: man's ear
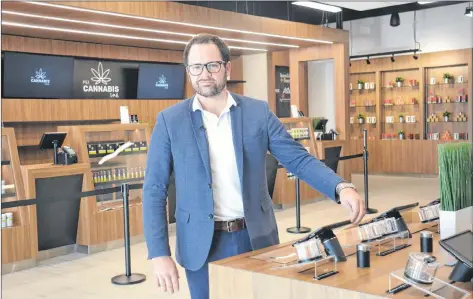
[226,61,232,80]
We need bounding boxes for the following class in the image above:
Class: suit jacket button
[208,214,214,219]
[208,184,212,189]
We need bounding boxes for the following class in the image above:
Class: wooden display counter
[209,213,472,299]
[57,123,152,251]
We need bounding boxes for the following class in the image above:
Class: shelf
[1,160,11,166]
[426,82,468,87]
[350,89,376,92]
[383,104,418,107]
[349,105,376,108]
[94,177,144,187]
[2,119,121,125]
[293,137,310,141]
[351,123,377,125]
[427,121,468,123]
[382,86,420,90]
[382,122,418,124]
[1,192,17,199]
[88,150,148,159]
[426,102,468,105]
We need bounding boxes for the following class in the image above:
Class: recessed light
[292,1,342,13]
[1,21,268,52]
[2,10,299,48]
[418,2,434,4]
[25,1,333,44]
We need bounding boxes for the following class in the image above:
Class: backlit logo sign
[82,62,119,97]
[31,68,50,86]
[155,74,169,89]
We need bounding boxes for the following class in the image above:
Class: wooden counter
[209,213,472,299]
[314,140,352,183]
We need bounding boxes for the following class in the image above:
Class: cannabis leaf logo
[158,75,167,84]
[35,68,47,80]
[90,62,111,85]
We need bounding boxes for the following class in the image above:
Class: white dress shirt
[192,92,244,221]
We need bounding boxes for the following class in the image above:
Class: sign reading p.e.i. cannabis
[73,59,127,99]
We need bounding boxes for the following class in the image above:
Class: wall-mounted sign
[275,66,291,118]
[72,59,138,99]
[2,52,74,99]
[137,63,185,99]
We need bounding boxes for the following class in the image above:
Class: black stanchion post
[111,183,146,285]
[363,129,378,214]
[287,177,311,234]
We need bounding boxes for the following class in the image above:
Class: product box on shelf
[97,144,107,156]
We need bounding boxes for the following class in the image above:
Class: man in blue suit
[143,34,365,299]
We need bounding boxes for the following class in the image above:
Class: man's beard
[193,72,227,97]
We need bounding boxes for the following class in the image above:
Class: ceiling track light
[465,2,473,17]
[390,12,400,27]
[366,57,371,65]
[391,55,395,63]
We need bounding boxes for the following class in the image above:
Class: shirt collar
[192,91,236,113]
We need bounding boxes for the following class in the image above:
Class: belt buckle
[226,219,236,232]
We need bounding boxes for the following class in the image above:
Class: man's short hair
[183,33,230,66]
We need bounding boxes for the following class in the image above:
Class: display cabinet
[349,72,378,140]
[1,127,36,267]
[272,118,321,207]
[424,65,469,140]
[380,69,422,140]
[57,124,152,247]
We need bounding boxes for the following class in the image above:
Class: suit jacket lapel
[230,103,244,188]
[189,109,212,183]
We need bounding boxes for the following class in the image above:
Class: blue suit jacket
[142,93,344,271]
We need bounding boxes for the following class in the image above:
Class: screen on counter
[2,52,74,98]
[73,59,139,99]
[440,230,473,267]
[137,63,185,99]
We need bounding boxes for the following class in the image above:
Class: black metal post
[53,140,59,165]
[363,130,378,214]
[111,183,146,285]
[287,177,311,234]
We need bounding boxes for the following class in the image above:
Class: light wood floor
[1,174,440,299]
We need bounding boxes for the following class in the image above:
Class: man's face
[186,43,231,98]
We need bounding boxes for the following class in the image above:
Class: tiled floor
[1,174,440,299]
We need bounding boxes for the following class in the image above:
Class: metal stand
[363,129,377,214]
[52,140,59,165]
[111,183,146,285]
[287,177,311,234]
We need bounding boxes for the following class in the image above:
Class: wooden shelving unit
[272,117,322,207]
[349,72,378,141]
[424,64,469,140]
[380,69,422,140]
[57,123,152,247]
[1,128,35,266]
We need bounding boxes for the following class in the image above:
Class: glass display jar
[404,253,439,284]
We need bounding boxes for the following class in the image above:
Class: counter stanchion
[287,177,311,234]
[363,129,378,214]
[111,183,146,285]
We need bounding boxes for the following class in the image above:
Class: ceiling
[1,1,334,56]
[176,1,467,25]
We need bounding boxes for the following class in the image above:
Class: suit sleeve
[265,104,344,201]
[142,112,173,259]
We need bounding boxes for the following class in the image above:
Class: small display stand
[389,268,471,299]
[362,230,412,256]
[314,255,338,280]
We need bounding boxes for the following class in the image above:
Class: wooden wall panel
[267,51,290,113]
[289,43,349,139]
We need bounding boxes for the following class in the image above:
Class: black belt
[214,218,246,232]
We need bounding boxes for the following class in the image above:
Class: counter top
[209,214,472,299]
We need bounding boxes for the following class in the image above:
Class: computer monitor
[39,132,67,165]
[439,230,473,282]
[314,118,328,133]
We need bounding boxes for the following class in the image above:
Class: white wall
[241,53,268,101]
[308,59,336,132]
[341,3,473,55]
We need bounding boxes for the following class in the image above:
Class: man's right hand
[152,256,180,294]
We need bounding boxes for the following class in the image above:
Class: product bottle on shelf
[139,166,143,178]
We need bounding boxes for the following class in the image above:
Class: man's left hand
[339,188,366,225]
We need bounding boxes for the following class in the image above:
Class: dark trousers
[185,228,252,299]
